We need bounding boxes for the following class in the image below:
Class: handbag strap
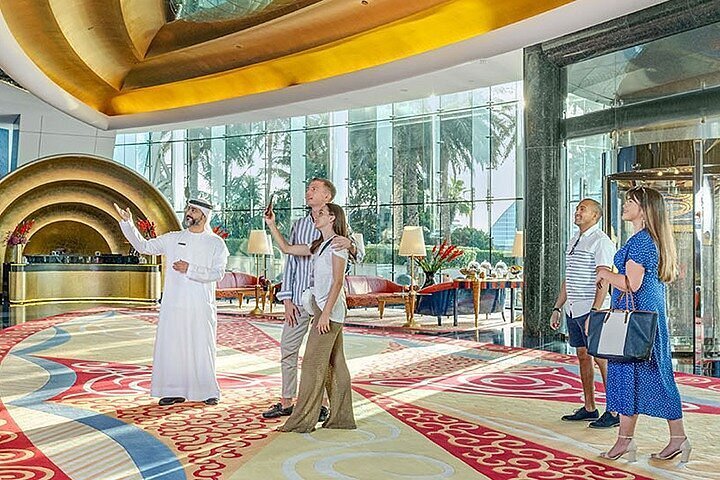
[622,275,636,311]
[617,244,637,312]
[318,235,337,257]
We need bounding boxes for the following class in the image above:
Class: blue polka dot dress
[606,229,683,420]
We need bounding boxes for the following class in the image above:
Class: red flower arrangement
[4,219,35,246]
[212,226,230,239]
[415,240,464,275]
[136,219,157,239]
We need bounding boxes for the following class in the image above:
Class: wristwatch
[552,307,562,313]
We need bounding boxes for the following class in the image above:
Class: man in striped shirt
[550,198,619,428]
[262,178,364,420]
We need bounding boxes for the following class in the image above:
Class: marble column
[522,45,564,348]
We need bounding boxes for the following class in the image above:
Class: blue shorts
[566,313,589,348]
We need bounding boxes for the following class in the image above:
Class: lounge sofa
[216,271,258,305]
[344,275,407,318]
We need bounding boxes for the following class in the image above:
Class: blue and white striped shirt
[276,211,365,306]
[277,214,319,306]
[565,223,615,318]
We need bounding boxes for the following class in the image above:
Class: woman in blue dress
[595,186,690,463]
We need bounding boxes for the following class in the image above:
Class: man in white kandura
[114,199,229,407]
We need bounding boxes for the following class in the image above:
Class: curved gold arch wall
[26,221,111,256]
[0,155,181,263]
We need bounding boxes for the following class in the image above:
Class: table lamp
[247,229,273,315]
[398,226,426,327]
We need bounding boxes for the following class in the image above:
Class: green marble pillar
[522,45,564,348]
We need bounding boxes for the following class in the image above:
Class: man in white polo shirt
[550,198,619,428]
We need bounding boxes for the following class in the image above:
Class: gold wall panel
[22,203,125,254]
[8,264,161,304]
[119,0,166,57]
[48,0,140,89]
[0,0,118,110]
[25,220,111,256]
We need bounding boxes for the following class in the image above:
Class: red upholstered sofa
[216,272,258,304]
[344,275,407,318]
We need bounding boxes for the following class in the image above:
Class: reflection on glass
[490,82,518,103]
[170,0,284,22]
[565,23,720,117]
[566,134,610,238]
[606,169,695,368]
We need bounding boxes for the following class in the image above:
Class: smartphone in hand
[265,193,275,215]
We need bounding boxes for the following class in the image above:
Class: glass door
[605,168,696,371]
[698,139,720,375]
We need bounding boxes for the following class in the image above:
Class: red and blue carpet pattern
[0,307,718,479]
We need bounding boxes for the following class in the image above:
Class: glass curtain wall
[114,82,524,282]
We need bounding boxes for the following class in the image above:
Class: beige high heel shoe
[600,435,637,462]
[650,436,692,463]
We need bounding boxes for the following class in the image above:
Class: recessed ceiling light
[361,0,369,4]
[400,88,408,92]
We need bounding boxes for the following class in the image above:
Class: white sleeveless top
[302,236,348,323]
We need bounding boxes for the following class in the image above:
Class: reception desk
[5,263,161,305]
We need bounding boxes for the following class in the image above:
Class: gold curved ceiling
[0,0,571,117]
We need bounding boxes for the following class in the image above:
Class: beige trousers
[280,306,311,399]
[278,301,355,433]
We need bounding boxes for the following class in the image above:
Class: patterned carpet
[0,307,718,480]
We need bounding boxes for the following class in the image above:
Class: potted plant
[415,241,463,288]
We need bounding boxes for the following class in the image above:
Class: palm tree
[438,105,518,239]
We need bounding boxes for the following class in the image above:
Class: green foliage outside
[450,226,491,250]
[136,93,521,270]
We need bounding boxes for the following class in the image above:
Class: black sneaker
[204,397,219,406]
[318,406,329,423]
[589,411,620,429]
[262,402,294,419]
[158,397,186,406]
[561,406,599,421]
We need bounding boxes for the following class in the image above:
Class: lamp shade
[248,230,272,255]
[511,231,524,257]
[398,226,426,257]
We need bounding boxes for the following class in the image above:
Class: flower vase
[421,271,436,288]
[12,244,24,264]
